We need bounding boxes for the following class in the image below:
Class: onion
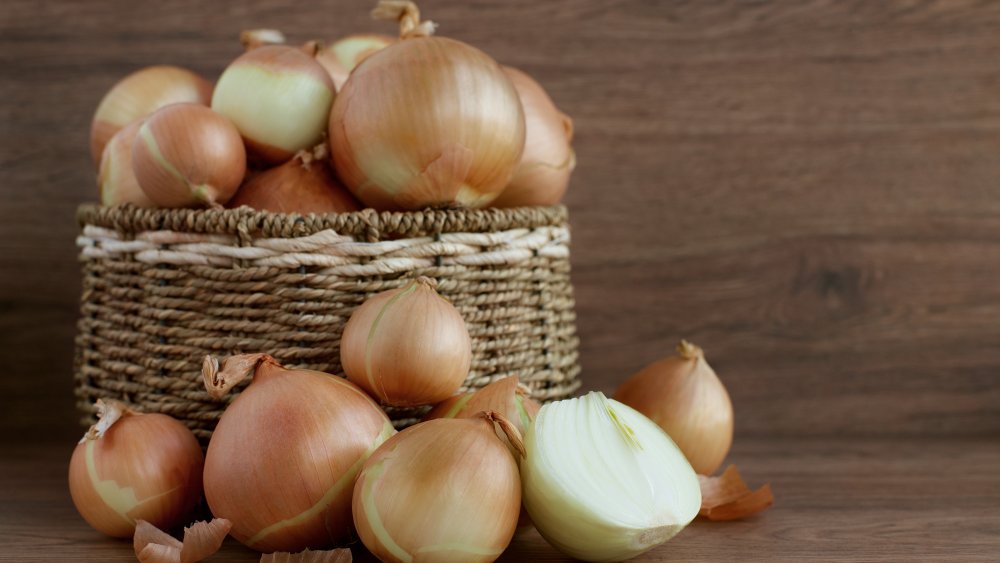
[340,277,471,406]
[521,392,701,561]
[353,412,524,563]
[328,1,525,210]
[97,119,155,207]
[423,375,540,451]
[212,45,336,164]
[491,66,575,208]
[202,354,395,553]
[614,340,734,474]
[227,143,362,214]
[68,399,204,538]
[314,33,394,90]
[131,103,246,208]
[90,65,213,166]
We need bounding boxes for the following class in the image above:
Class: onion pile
[88,0,573,214]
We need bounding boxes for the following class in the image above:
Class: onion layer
[68,399,204,538]
[329,3,525,210]
[521,392,701,562]
[491,66,575,208]
[90,65,212,165]
[212,45,336,164]
[352,413,523,563]
[132,103,246,208]
[98,119,155,207]
[202,354,395,553]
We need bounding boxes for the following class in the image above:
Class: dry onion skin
[340,277,472,407]
[132,103,246,208]
[352,413,524,563]
[212,45,336,164]
[328,1,525,210]
[614,340,734,474]
[698,464,774,521]
[227,143,362,214]
[202,354,395,553]
[68,399,204,538]
[90,65,213,165]
[133,518,232,563]
[491,66,575,208]
[314,33,394,90]
[97,119,156,207]
[521,392,701,562]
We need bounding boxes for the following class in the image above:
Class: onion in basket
[328,0,525,210]
[97,119,155,207]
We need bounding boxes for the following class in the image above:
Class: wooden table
[4,437,998,561]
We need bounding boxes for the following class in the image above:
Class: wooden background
[2,0,999,560]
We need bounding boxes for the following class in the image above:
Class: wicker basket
[74,203,581,441]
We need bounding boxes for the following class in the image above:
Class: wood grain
[2,0,1000,445]
[3,438,998,560]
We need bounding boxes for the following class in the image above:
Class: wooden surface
[2,0,1000,560]
[6,438,999,561]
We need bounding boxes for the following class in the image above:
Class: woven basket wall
[74,203,581,441]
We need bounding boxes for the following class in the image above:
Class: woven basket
[74,203,581,441]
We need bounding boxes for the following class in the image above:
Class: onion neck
[372,0,437,39]
[202,353,285,399]
[81,399,134,443]
[676,340,704,362]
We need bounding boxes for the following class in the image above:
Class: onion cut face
[520,392,701,562]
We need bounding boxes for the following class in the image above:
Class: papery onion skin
[203,355,395,553]
[521,392,701,562]
[132,103,246,208]
[227,144,362,214]
[329,36,525,210]
[90,65,213,165]
[614,340,734,475]
[68,400,204,538]
[491,66,575,208]
[315,34,394,90]
[212,45,336,164]
[352,415,522,563]
[340,277,471,407]
[98,119,156,207]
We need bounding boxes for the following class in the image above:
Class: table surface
[4,437,998,561]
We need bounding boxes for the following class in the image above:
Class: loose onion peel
[698,464,774,521]
[133,518,231,563]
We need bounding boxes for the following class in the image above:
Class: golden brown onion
[97,119,155,207]
[352,413,523,563]
[131,103,246,208]
[491,66,575,208]
[68,400,203,538]
[340,277,472,407]
[614,340,734,474]
[202,354,395,553]
[227,143,362,214]
[212,45,336,164]
[90,65,212,166]
[329,2,525,210]
[314,34,394,90]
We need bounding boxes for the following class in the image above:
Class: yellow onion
[491,66,575,208]
[227,143,361,214]
[614,340,733,474]
[90,65,213,165]
[423,376,540,447]
[340,277,471,407]
[314,33,394,90]
[521,392,701,562]
[328,1,525,210]
[68,399,203,538]
[353,412,524,563]
[97,119,155,207]
[212,45,335,164]
[202,354,395,553]
[132,103,246,208]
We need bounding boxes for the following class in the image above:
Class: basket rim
[77,203,568,241]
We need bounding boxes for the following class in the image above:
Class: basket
[74,203,581,441]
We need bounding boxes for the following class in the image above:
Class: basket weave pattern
[75,204,581,440]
